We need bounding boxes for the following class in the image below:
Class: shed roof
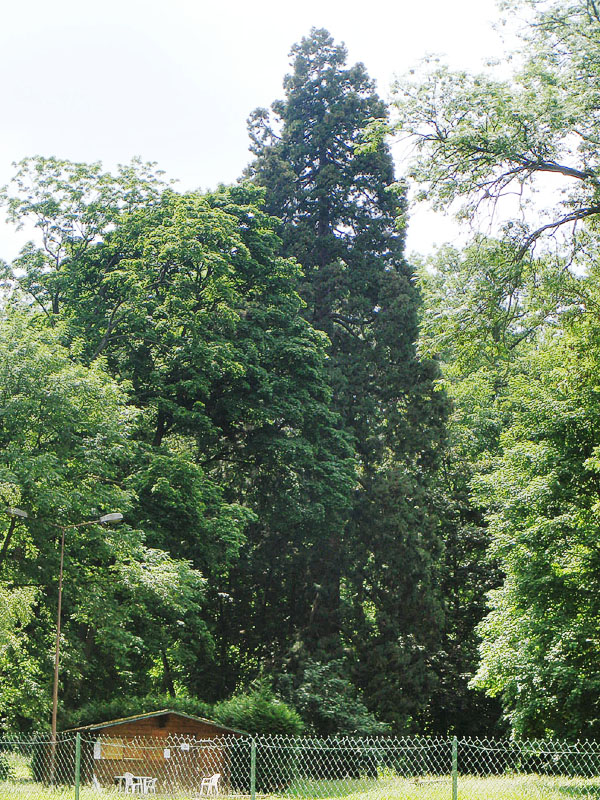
[63,709,247,736]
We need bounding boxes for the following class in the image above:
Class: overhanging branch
[517,206,600,260]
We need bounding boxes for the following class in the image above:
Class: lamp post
[49,512,123,780]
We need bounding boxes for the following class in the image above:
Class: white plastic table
[114,775,154,793]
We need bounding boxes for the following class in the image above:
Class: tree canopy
[0,158,354,728]
[391,0,600,736]
[388,0,600,261]
[247,28,447,730]
[4,8,600,741]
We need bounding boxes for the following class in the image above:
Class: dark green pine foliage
[246,29,447,729]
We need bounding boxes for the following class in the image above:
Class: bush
[0,752,15,781]
[212,688,303,736]
[61,693,212,730]
[213,688,303,793]
[277,659,389,736]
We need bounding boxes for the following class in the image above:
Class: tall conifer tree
[246,29,447,728]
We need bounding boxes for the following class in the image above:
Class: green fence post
[74,732,81,800]
[251,738,256,800]
[452,736,458,800]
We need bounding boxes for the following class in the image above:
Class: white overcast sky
[0,0,510,261]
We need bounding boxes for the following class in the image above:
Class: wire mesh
[79,734,251,798]
[256,736,452,800]
[0,733,79,798]
[0,734,600,799]
[458,738,600,800]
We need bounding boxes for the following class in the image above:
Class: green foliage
[391,0,600,259]
[1,156,167,315]
[0,586,36,653]
[62,693,212,730]
[0,157,354,727]
[0,752,15,780]
[0,311,213,730]
[417,240,575,377]
[391,0,600,737]
[277,660,389,736]
[471,321,600,737]
[212,687,303,735]
[416,236,600,736]
[248,27,447,730]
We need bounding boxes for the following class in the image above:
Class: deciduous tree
[2,162,354,711]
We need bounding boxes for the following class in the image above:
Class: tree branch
[517,206,600,260]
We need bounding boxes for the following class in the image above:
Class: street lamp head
[99,512,123,525]
[6,507,28,519]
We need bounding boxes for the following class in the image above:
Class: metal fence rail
[1,733,600,799]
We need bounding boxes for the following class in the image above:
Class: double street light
[2,507,123,764]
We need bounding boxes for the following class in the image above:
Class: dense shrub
[214,689,303,792]
[277,660,389,736]
[61,694,212,730]
[212,688,303,736]
[0,752,15,780]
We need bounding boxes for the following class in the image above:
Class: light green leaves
[391,1,600,257]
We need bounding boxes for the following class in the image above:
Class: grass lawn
[281,774,600,800]
[0,784,97,799]
[1,774,600,800]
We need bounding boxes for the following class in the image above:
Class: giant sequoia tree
[247,29,447,728]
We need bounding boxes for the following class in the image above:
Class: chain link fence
[0,733,78,798]
[1,734,600,799]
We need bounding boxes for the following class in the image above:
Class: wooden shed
[63,710,247,793]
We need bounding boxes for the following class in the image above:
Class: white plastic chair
[200,773,221,795]
[123,772,143,793]
[145,777,157,794]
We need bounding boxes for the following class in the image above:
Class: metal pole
[46,515,121,784]
[50,524,66,783]
[452,736,458,800]
[75,733,81,800]
[250,738,256,800]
